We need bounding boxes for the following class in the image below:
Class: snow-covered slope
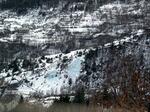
[0,50,85,95]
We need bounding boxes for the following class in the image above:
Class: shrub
[8,59,19,73]
[22,59,31,69]
[54,94,70,103]
[73,87,85,103]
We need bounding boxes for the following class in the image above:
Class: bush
[19,95,24,103]
[54,94,70,103]
[8,59,19,73]
[60,95,70,103]
[73,87,85,103]
[22,59,31,69]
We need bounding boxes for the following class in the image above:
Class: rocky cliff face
[80,31,149,90]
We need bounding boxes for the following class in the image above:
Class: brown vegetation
[11,102,148,112]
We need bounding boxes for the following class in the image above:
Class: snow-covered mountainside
[0,0,150,96]
[0,2,146,46]
[0,1,149,67]
[0,29,149,96]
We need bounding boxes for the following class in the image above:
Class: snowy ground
[0,50,85,96]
